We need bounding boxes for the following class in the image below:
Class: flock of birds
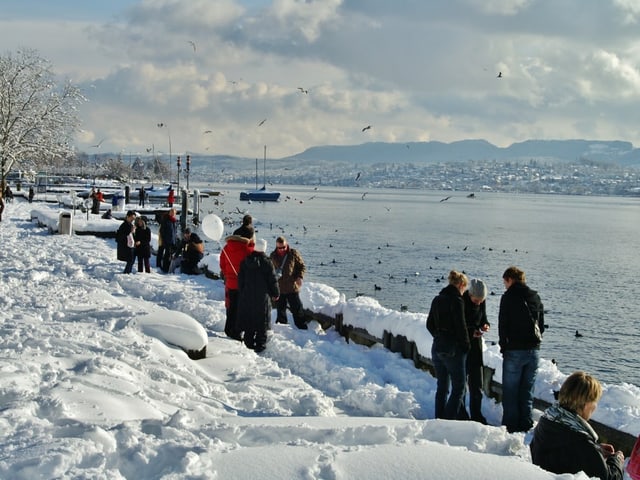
[88,38,506,151]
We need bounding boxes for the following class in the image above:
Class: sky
[1,193,639,478]
[2,1,640,158]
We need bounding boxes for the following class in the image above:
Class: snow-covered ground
[1,200,638,479]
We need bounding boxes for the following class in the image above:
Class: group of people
[116,207,206,276]
[89,187,105,215]
[427,266,625,479]
[116,210,152,274]
[219,215,309,353]
[112,205,635,478]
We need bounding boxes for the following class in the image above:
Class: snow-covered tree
[0,48,85,187]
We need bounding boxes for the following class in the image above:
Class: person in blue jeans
[427,270,471,420]
[498,266,545,433]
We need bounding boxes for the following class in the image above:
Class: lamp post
[176,155,181,191]
[157,123,172,185]
[186,154,191,190]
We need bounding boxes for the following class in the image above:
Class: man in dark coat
[498,265,545,433]
[158,208,178,273]
[237,239,279,353]
[116,210,136,274]
[233,214,254,239]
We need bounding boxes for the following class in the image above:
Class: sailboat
[240,145,281,202]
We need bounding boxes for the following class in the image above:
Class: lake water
[196,183,640,388]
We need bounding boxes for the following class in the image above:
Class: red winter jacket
[219,235,253,290]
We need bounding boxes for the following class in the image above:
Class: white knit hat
[468,278,487,301]
[254,238,267,253]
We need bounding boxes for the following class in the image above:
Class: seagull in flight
[258,118,267,127]
[203,130,212,134]
[91,139,105,148]
[355,172,362,182]
[439,196,452,202]
[188,40,196,52]
[297,87,309,94]
[497,72,502,78]
[361,192,368,200]
[362,125,372,132]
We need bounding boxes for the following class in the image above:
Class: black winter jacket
[238,252,280,331]
[427,284,470,352]
[498,282,544,352]
[530,414,623,480]
[463,291,489,364]
[134,226,151,258]
[116,220,134,262]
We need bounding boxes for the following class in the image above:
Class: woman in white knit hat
[462,278,490,424]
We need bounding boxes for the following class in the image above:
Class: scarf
[543,404,598,442]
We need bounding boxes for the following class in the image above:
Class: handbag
[627,434,640,480]
[127,233,135,248]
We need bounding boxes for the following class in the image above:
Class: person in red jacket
[220,229,254,340]
[167,187,175,207]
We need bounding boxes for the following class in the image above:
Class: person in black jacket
[530,371,624,479]
[134,216,151,273]
[498,266,545,433]
[237,239,280,353]
[427,270,470,420]
[180,229,204,275]
[116,210,137,274]
[463,278,490,424]
[157,208,178,273]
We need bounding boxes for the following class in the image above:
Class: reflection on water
[197,183,640,387]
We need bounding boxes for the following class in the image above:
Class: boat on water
[240,145,280,202]
[240,186,281,202]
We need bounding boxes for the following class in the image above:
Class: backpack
[523,297,544,342]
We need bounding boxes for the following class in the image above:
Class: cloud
[613,0,640,24]
[590,49,640,97]
[463,0,533,16]
[267,0,343,42]
[4,0,640,157]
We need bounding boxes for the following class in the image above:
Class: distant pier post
[180,189,188,232]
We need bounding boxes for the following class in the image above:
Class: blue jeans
[501,349,539,432]
[432,336,467,420]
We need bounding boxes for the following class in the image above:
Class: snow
[0,199,638,479]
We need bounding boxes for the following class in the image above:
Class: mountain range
[280,139,640,167]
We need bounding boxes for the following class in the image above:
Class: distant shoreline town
[163,139,640,196]
[220,157,640,196]
[17,139,640,197]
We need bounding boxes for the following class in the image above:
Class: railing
[309,311,637,456]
